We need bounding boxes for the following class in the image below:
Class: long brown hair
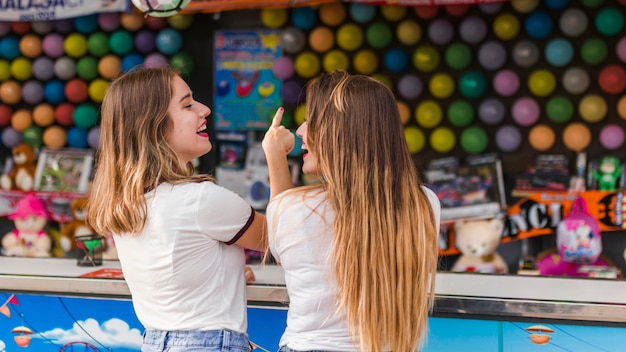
[87,67,213,236]
[305,71,438,351]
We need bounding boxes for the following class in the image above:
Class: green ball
[460,126,488,154]
[595,7,624,36]
[109,30,133,56]
[448,100,474,127]
[22,126,43,148]
[581,38,608,65]
[73,104,99,129]
[546,96,574,123]
[458,70,487,99]
[580,0,605,8]
[366,22,392,49]
[445,43,472,70]
[87,31,110,57]
[170,52,195,75]
[77,57,99,80]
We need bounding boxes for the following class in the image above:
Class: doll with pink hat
[1,194,52,257]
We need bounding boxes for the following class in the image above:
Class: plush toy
[59,197,95,256]
[0,143,37,191]
[1,194,52,257]
[592,155,622,191]
[452,217,509,274]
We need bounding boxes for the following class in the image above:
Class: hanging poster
[0,0,128,22]
[213,30,282,131]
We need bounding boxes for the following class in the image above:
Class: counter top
[2,257,626,324]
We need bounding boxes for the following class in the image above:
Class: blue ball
[545,38,574,67]
[0,36,20,60]
[122,53,144,72]
[525,10,554,40]
[384,49,409,73]
[44,80,66,104]
[74,14,99,34]
[67,126,88,148]
[350,3,377,23]
[291,7,317,30]
[545,0,570,10]
[156,28,183,55]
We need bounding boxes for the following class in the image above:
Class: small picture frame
[34,148,94,194]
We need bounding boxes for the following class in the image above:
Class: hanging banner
[0,0,129,22]
[503,191,625,241]
[213,30,282,130]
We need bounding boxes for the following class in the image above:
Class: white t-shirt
[267,187,441,351]
[114,182,254,332]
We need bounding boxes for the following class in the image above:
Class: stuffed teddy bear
[452,217,509,274]
[1,143,37,191]
[1,193,52,257]
[59,197,95,256]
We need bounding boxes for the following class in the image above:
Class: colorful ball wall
[264,1,626,166]
[0,10,195,150]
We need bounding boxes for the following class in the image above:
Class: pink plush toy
[1,194,52,257]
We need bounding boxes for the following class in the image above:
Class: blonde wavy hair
[304,71,438,351]
[87,67,213,236]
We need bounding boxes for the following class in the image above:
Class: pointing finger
[271,107,284,128]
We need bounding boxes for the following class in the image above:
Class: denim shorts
[278,346,331,352]
[142,329,251,352]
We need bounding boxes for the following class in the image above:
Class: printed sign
[0,0,128,22]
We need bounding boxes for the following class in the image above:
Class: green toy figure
[592,156,622,191]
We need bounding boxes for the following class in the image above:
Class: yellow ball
[430,127,456,153]
[413,45,440,72]
[10,57,32,81]
[563,122,592,152]
[511,0,540,13]
[579,94,607,123]
[167,14,194,30]
[429,73,455,99]
[336,23,363,51]
[381,5,407,21]
[528,124,555,151]
[404,126,425,154]
[64,33,88,58]
[294,52,321,78]
[415,100,443,128]
[493,13,520,40]
[353,50,378,74]
[0,60,10,81]
[260,9,288,29]
[295,104,307,126]
[323,50,349,72]
[89,78,109,103]
[528,69,556,97]
[397,20,421,45]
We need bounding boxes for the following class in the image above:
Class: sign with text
[0,0,128,22]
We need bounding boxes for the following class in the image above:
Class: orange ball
[19,34,43,58]
[563,122,592,152]
[397,101,410,125]
[98,55,121,79]
[33,103,55,127]
[309,27,334,53]
[43,125,67,149]
[528,124,555,151]
[120,11,145,32]
[0,80,22,104]
[618,95,626,120]
[11,109,32,131]
[319,3,346,26]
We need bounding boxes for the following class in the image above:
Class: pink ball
[144,53,168,68]
[512,97,540,126]
[617,36,626,63]
[98,13,121,31]
[42,33,65,58]
[272,56,294,80]
[493,69,520,97]
[599,124,625,150]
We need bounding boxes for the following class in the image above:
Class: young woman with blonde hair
[88,67,266,351]
[263,70,441,352]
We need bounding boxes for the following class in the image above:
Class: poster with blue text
[214,30,282,131]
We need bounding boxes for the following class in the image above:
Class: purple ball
[272,56,295,80]
[282,80,303,106]
[88,126,101,149]
[479,2,503,14]
[512,97,540,126]
[144,53,168,68]
[134,30,156,54]
[21,80,45,105]
[478,41,507,70]
[397,74,423,100]
[493,69,520,96]
[42,33,65,58]
[31,21,54,35]
[32,57,55,81]
[617,36,626,63]
[1,127,22,148]
[495,125,522,152]
[459,16,487,44]
[428,19,454,45]
[599,124,625,150]
[0,22,10,36]
[53,19,74,34]
[478,98,505,125]
[98,13,121,32]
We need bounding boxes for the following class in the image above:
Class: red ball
[55,103,75,126]
[414,6,439,19]
[65,79,89,103]
[598,65,626,95]
[0,104,12,126]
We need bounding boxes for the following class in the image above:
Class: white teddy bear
[452,217,509,274]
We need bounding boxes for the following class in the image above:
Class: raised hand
[262,107,295,156]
